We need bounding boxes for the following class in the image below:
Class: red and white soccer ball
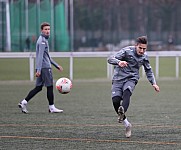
[56,77,72,94]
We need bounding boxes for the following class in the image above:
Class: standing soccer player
[107,36,160,138]
[18,22,64,113]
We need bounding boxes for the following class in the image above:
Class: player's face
[135,43,147,55]
[41,26,50,36]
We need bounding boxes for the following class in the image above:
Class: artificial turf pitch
[0,79,181,150]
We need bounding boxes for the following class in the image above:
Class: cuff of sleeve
[37,69,41,73]
[117,60,120,65]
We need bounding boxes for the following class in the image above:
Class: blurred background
[1,0,181,52]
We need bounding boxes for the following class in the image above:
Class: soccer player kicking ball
[107,36,160,138]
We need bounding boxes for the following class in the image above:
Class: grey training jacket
[107,46,156,85]
[36,34,59,72]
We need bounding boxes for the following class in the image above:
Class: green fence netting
[10,0,69,52]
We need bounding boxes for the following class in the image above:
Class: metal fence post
[155,55,159,79]
[176,56,179,79]
[29,53,34,81]
[70,55,73,80]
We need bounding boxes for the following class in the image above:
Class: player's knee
[112,96,121,104]
[36,86,43,92]
[123,89,132,96]
[47,85,53,90]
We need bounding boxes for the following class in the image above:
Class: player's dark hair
[136,36,147,44]
[41,22,50,30]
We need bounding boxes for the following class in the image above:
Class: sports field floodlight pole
[37,0,40,36]
[50,0,55,51]
[69,0,74,80]
[25,0,29,52]
[2,0,11,51]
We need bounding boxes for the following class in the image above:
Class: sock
[49,104,55,110]
[47,86,54,105]
[25,86,42,102]
[122,89,131,112]
[112,96,122,114]
[123,118,130,127]
[21,99,27,105]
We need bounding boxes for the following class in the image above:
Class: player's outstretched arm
[152,84,160,92]
[57,65,63,72]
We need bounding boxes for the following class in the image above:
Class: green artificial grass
[0,80,181,150]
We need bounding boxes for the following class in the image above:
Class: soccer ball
[56,77,72,94]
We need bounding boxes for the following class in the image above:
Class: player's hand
[118,61,128,67]
[35,71,41,77]
[58,65,63,72]
[153,84,160,92]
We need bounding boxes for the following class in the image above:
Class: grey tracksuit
[107,46,156,85]
[36,33,59,73]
